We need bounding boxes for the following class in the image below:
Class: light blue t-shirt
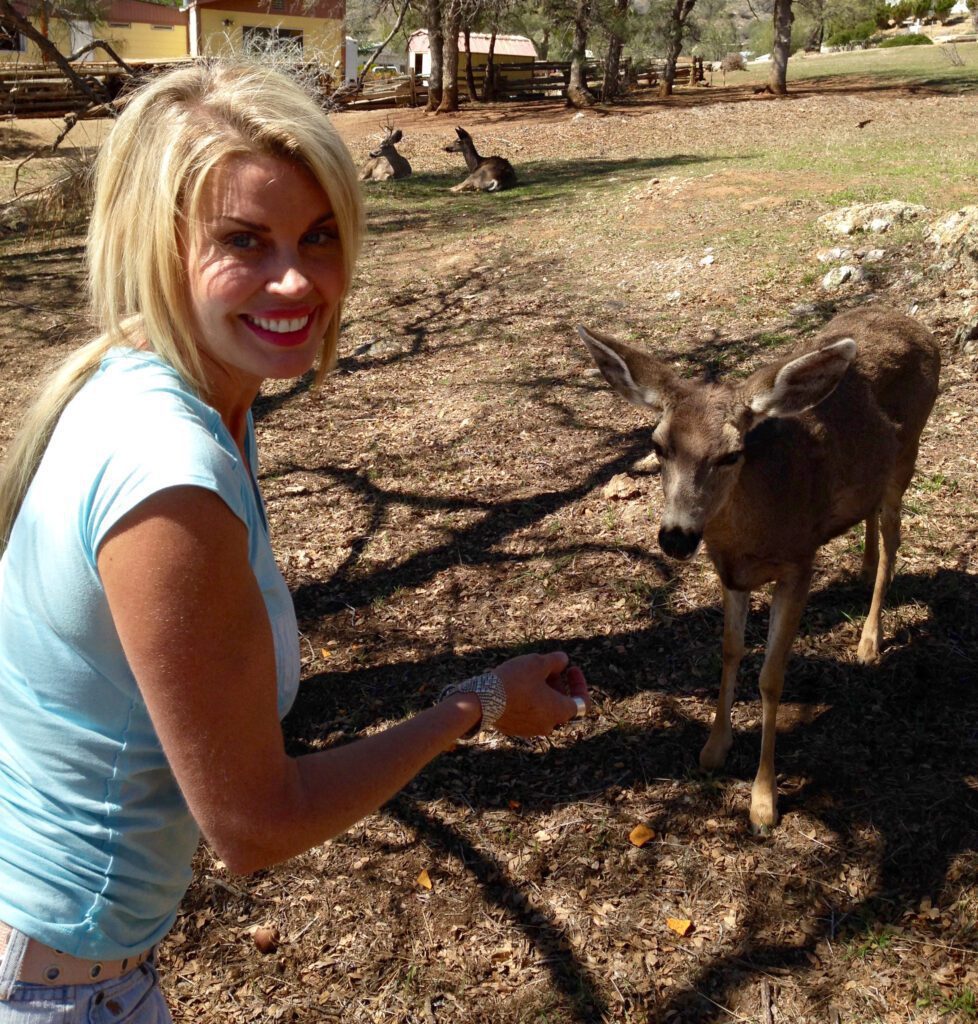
[0,349,300,959]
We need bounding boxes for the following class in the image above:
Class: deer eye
[714,450,743,467]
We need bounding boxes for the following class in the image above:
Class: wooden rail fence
[0,54,705,119]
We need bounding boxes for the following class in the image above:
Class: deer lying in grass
[359,122,412,182]
[579,307,940,832]
[443,126,517,193]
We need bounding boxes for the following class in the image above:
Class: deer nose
[658,526,701,560]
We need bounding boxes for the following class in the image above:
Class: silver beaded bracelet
[438,672,507,739]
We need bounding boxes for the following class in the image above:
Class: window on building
[0,22,24,50]
[269,0,286,11]
[151,24,174,29]
[242,26,302,56]
[108,22,132,28]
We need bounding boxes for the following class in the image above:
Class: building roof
[407,30,537,58]
[104,0,186,25]
[186,0,341,17]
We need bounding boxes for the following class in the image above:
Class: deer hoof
[856,636,880,665]
[749,782,779,833]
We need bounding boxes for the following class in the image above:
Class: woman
[0,63,589,1021]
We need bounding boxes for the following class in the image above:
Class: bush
[826,20,878,48]
[721,51,746,72]
[879,31,934,45]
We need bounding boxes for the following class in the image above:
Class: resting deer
[443,126,517,193]
[578,307,940,832]
[358,121,412,182]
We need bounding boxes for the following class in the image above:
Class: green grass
[730,39,978,91]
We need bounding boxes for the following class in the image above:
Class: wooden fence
[345,55,705,109]
[0,54,704,119]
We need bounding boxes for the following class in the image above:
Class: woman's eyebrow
[308,212,337,228]
[218,216,270,232]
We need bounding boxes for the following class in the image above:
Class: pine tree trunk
[659,0,696,97]
[566,0,595,108]
[481,26,497,101]
[425,0,443,112]
[436,0,461,113]
[769,0,794,95]
[601,0,627,102]
[463,26,480,102]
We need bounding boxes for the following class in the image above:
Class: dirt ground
[1,70,977,1023]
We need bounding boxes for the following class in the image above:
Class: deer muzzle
[658,525,702,560]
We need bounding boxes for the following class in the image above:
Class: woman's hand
[491,652,591,738]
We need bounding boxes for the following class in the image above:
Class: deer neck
[460,139,482,173]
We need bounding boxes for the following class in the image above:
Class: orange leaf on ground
[666,918,693,937]
[417,869,432,890]
[629,824,655,847]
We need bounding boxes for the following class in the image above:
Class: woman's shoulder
[75,348,227,445]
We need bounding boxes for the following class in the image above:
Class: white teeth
[250,315,310,333]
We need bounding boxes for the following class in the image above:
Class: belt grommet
[44,966,61,982]
[89,963,103,979]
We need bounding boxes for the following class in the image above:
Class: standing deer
[358,121,412,182]
[578,307,940,832]
[443,126,517,193]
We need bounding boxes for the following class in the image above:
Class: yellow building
[1,0,343,64]
[0,0,188,62]
[186,0,344,64]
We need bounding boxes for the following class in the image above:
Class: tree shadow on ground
[365,153,712,236]
[286,564,975,1021]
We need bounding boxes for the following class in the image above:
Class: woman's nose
[267,261,313,298]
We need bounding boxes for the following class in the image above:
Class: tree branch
[0,0,109,106]
[357,0,411,86]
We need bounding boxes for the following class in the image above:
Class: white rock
[821,265,865,291]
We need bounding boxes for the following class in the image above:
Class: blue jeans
[0,933,171,1024]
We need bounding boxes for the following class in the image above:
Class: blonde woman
[0,63,589,1021]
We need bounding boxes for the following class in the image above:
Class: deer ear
[389,129,403,143]
[744,338,857,420]
[577,325,680,415]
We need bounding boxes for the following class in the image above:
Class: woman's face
[184,153,345,410]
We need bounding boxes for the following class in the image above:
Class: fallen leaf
[320,648,331,659]
[629,824,655,847]
[417,868,432,890]
[666,918,694,937]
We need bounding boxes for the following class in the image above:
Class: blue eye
[227,233,259,250]
[303,227,339,247]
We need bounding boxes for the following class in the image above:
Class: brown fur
[579,307,940,831]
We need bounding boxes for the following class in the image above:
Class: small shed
[406,30,536,79]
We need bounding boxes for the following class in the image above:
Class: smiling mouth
[241,312,315,348]
[245,314,311,333]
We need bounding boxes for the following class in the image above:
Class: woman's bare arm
[98,485,579,874]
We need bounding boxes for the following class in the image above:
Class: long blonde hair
[0,61,363,553]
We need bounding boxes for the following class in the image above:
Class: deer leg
[857,490,901,664]
[862,506,880,585]
[700,587,749,771]
[750,565,812,833]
